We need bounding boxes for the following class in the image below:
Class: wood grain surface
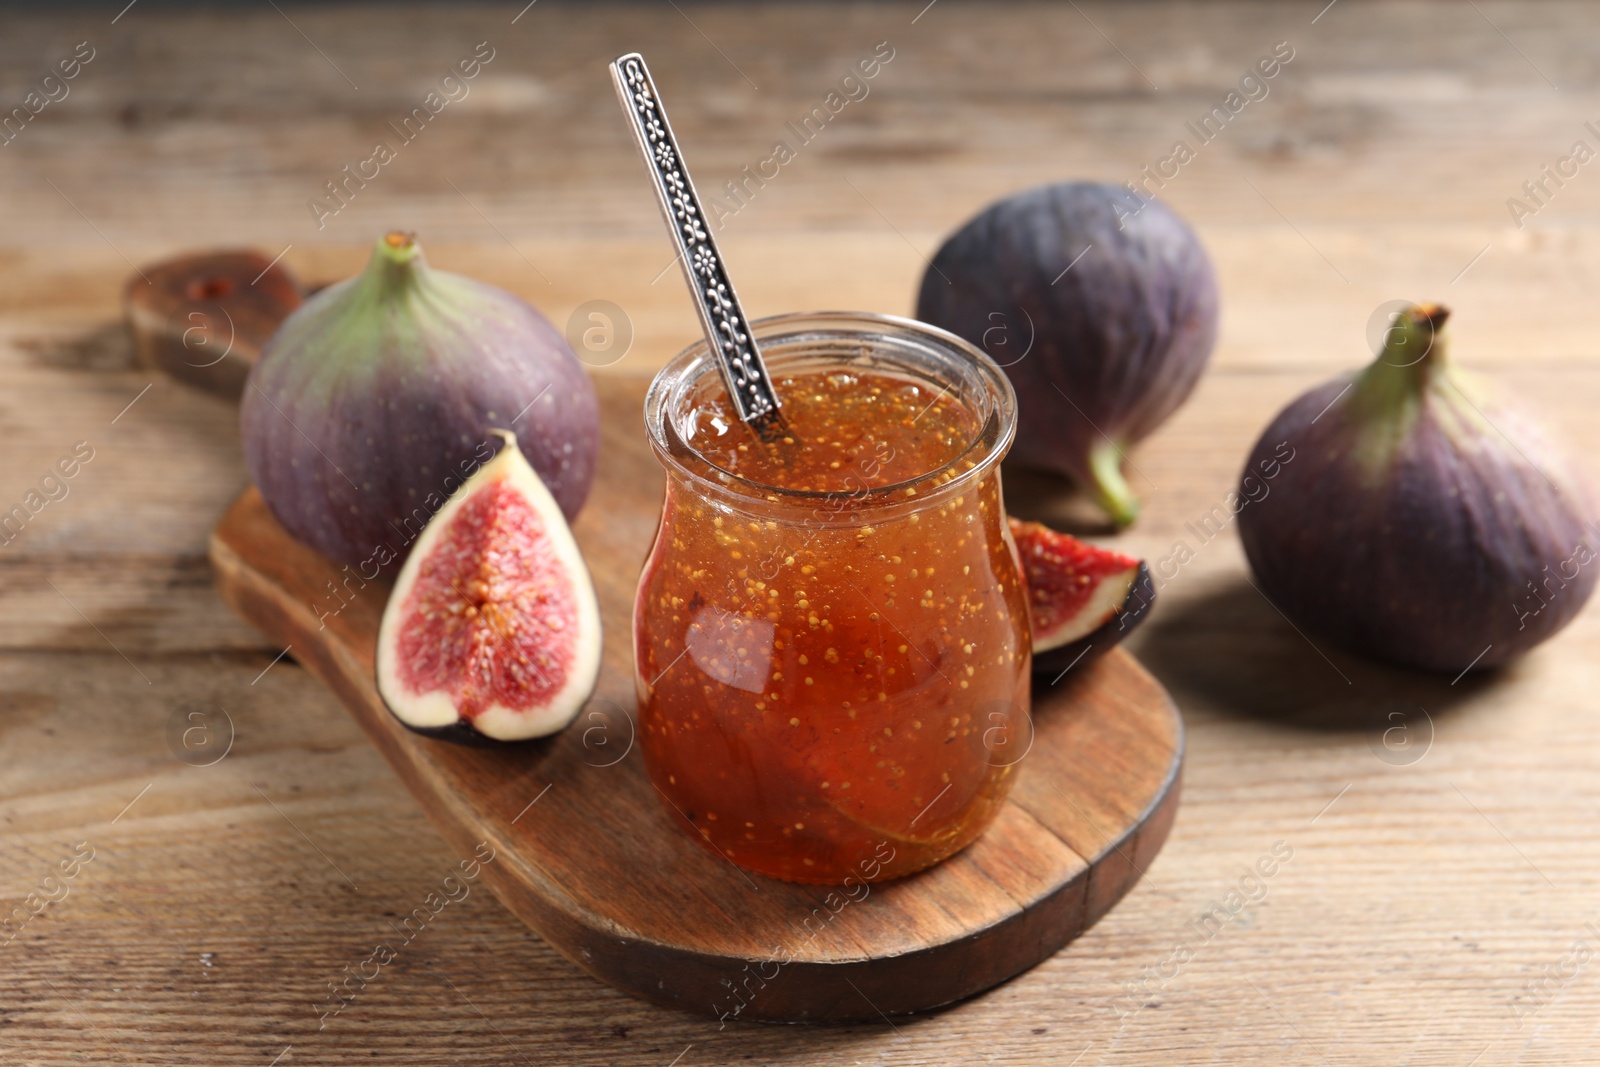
[4,1,1600,1064]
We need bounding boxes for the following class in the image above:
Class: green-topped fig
[1238,304,1598,673]
[241,232,598,571]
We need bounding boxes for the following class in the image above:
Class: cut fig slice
[125,248,303,399]
[1008,517,1154,675]
[376,430,602,744]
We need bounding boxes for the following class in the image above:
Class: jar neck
[646,312,1017,527]
[659,440,1001,527]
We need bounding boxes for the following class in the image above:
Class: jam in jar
[635,312,1030,884]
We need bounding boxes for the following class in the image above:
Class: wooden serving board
[208,374,1183,1023]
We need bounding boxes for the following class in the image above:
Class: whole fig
[1238,304,1598,673]
[916,182,1218,526]
[242,232,598,571]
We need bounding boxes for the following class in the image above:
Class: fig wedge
[1009,517,1154,674]
[376,430,602,744]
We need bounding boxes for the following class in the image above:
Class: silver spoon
[609,52,788,443]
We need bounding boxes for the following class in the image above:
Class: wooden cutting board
[208,373,1183,1023]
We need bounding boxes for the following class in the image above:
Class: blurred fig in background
[917,181,1219,527]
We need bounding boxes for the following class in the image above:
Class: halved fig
[1009,517,1154,675]
[376,430,602,744]
[125,249,303,399]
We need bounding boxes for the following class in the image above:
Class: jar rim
[643,311,1017,515]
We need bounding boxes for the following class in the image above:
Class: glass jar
[634,312,1030,884]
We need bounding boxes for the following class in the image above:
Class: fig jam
[636,323,1029,885]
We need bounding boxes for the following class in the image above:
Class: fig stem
[359,232,426,299]
[1087,440,1140,527]
[1378,303,1448,373]
[1356,302,1452,412]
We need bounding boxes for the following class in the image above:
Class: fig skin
[242,232,598,571]
[1238,305,1599,673]
[916,182,1219,526]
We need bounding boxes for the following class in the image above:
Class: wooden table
[4,2,1599,1063]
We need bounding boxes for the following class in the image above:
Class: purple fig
[241,232,599,572]
[916,182,1219,526]
[1238,304,1598,673]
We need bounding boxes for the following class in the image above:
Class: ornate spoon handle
[609,52,785,435]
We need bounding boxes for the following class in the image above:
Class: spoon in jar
[609,52,789,444]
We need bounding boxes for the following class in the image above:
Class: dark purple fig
[1238,304,1598,674]
[916,182,1218,526]
[241,232,598,572]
